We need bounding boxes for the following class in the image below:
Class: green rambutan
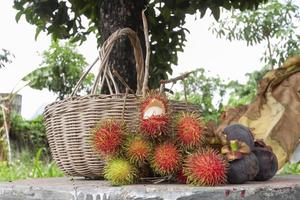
[91,118,125,156]
[124,136,152,165]
[151,143,181,175]
[104,158,137,186]
[184,148,228,186]
[140,92,170,138]
[174,112,204,148]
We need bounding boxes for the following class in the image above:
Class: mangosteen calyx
[221,140,251,161]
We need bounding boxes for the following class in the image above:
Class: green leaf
[211,6,220,21]
[35,27,42,40]
[199,7,208,18]
[15,11,23,22]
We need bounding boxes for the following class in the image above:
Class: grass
[0,148,64,182]
[280,162,300,175]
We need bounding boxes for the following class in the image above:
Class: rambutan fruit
[140,92,170,138]
[174,112,204,148]
[124,136,152,165]
[151,143,181,175]
[184,148,228,186]
[104,158,137,186]
[91,118,125,156]
[177,168,188,184]
[141,92,168,118]
[141,115,170,138]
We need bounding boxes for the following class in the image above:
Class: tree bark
[98,0,147,93]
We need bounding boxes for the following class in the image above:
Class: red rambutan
[124,136,152,165]
[177,168,188,184]
[141,115,170,138]
[140,92,170,138]
[92,118,125,156]
[184,148,228,186]
[141,92,168,117]
[175,112,204,148]
[151,143,181,175]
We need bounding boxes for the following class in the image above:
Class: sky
[0,1,265,119]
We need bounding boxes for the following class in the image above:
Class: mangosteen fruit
[223,124,254,150]
[252,146,278,181]
[227,152,259,184]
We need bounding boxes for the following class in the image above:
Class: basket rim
[43,93,142,115]
[43,93,201,117]
[45,93,140,109]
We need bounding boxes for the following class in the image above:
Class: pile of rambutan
[90,91,277,186]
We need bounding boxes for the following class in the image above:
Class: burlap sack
[219,55,300,168]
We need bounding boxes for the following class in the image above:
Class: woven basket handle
[71,28,145,97]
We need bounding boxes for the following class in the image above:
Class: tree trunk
[1,101,12,165]
[98,0,147,93]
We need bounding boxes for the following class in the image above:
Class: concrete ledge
[0,175,299,200]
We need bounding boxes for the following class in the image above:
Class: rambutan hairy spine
[104,158,137,186]
[184,148,228,186]
[91,118,126,156]
[124,135,152,165]
[174,112,204,148]
[151,143,181,175]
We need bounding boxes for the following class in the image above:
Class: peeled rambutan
[140,92,170,138]
[141,92,168,118]
[184,148,228,186]
[151,143,181,175]
[104,158,137,186]
[174,112,204,148]
[92,118,125,156]
[124,136,152,165]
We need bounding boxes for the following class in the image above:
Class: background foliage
[173,68,226,122]
[0,49,14,68]
[210,0,300,68]
[226,67,268,107]
[173,67,267,122]
[13,0,267,89]
[0,112,48,155]
[23,40,94,100]
[281,162,300,174]
[0,148,63,182]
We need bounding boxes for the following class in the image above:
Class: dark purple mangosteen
[252,143,278,181]
[223,124,255,150]
[227,152,259,184]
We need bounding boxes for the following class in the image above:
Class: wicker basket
[44,28,199,178]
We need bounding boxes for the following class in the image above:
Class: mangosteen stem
[230,140,239,152]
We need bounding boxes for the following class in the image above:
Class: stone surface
[0,175,299,200]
